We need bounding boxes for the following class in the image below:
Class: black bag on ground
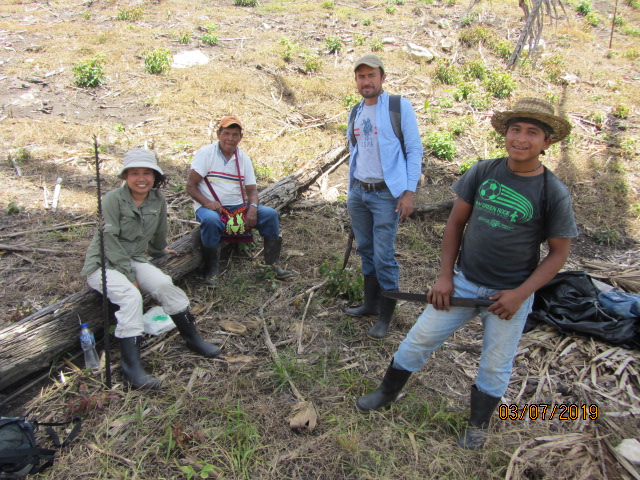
[0,416,81,479]
[526,270,640,348]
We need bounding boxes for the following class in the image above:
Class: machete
[382,290,494,308]
[341,226,355,270]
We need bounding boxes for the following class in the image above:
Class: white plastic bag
[142,306,176,336]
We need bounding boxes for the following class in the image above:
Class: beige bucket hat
[118,149,163,179]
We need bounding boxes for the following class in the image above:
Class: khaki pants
[87,261,189,338]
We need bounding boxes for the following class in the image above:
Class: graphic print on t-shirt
[355,118,377,149]
[475,178,534,231]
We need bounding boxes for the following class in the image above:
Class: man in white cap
[356,97,578,450]
[345,54,423,339]
[187,116,294,285]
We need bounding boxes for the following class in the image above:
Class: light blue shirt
[347,91,423,198]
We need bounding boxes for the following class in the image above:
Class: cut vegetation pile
[0,0,639,478]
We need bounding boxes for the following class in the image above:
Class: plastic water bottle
[79,323,100,370]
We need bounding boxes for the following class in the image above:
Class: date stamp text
[498,403,599,420]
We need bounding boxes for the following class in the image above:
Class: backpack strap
[349,96,406,157]
[388,94,405,157]
[35,417,82,448]
[348,100,362,148]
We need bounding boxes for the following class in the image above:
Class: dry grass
[1,0,640,478]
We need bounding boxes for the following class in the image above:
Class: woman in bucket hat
[82,149,220,389]
[356,98,578,449]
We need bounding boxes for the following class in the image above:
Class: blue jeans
[196,204,280,247]
[347,183,400,291]
[393,270,534,398]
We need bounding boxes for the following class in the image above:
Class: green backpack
[0,416,81,478]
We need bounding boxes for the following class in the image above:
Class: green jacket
[81,186,168,282]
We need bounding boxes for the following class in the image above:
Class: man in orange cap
[187,116,294,285]
[356,98,578,450]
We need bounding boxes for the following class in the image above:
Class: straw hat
[118,149,163,179]
[491,97,572,143]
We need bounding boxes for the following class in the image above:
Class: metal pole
[93,135,112,388]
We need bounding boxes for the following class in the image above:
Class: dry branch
[0,146,347,391]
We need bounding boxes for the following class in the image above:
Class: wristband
[250,203,258,208]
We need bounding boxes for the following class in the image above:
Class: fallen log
[0,146,348,392]
[410,200,454,217]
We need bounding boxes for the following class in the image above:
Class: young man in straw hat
[356,98,578,449]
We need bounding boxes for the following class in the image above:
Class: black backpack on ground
[0,416,81,479]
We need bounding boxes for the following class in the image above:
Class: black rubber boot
[170,310,221,358]
[356,359,412,411]
[345,275,380,317]
[263,237,295,280]
[367,295,397,339]
[119,336,162,389]
[457,385,502,450]
[202,245,221,286]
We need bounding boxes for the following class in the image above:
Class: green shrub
[584,12,600,26]
[623,48,640,59]
[322,0,334,8]
[458,159,478,174]
[319,260,363,303]
[454,82,476,101]
[326,36,343,53]
[370,37,384,52]
[621,26,640,36]
[460,12,479,27]
[362,17,372,26]
[424,131,456,161]
[116,7,143,21]
[469,91,491,109]
[279,38,299,62]
[484,71,516,98]
[588,111,605,125]
[434,59,460,85]
[626,0,639,9]
[303,54,322,73]
[576,0,592,15]
[386,5,396,14]
[202,32,218,45]
[438,95,454,108]
[342,93,360,110]
[592,226,621,246]
[449,116,474,135]
[492,40,513,60]
[73,56,105,87]
[354,33,366,46]
[612,103,630,118]
[177,31,191,44]
[463,59,487,80]
[234,0,257,6]
[144,49,172,75]
[6,201,23,215]
[542,54,565,84]
[458,26,495,47]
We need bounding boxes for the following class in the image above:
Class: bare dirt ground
[0,0,639,478]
